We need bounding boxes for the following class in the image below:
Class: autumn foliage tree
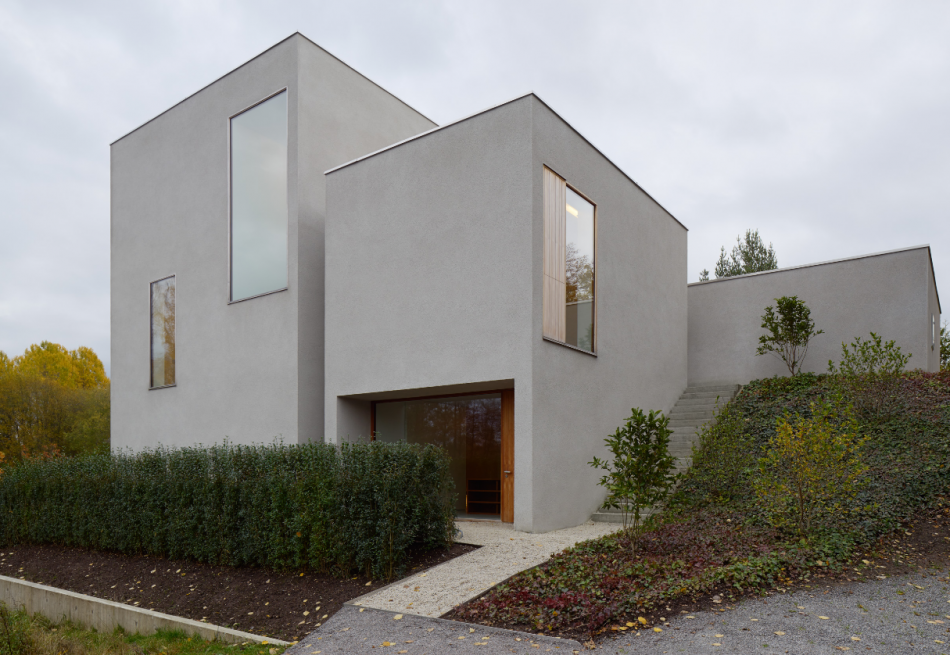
[0,342,110,462]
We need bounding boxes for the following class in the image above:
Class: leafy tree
[589,408,678,550]
[0,342,110,461]
[755,296,824,376]
[942,321,949,371]
[754,402,869,537]
[699,229,778,282]
[566,243,594,302]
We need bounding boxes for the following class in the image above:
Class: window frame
[541,165,598,356]
[148,274,177,390]
[227,87,291,305]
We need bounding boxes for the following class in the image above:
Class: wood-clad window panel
[543,167,567,342]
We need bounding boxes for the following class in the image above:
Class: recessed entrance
[372,389,514,522]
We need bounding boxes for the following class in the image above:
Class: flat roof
[111,32,435,146]
[688,244,941,313]
[325,92,687,231]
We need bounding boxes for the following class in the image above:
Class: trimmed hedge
[0,441,456,580]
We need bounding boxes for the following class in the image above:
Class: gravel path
[286,568,950,654]
[600,568,950,654]
[283,604,584,654]
[352,521,620,618]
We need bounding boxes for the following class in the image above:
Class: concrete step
[675,396,731,407]
[668,409,715,420]
[668,418,713,428]
[590,505,658,524]
[684,384,740,395]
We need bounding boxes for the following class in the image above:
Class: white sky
[1,0,948,374]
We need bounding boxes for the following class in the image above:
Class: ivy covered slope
[455,369,950,638]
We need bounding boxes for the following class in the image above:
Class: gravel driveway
[601,568,950,654]
[285,568,950,654]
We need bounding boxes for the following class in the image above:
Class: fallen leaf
[653,627,662,633]
[626,622,635,627]
[818,616,830,620]
[774,631,785,636]
[851,637,861,642]
[638,617,648,625]
[393,615,403,620]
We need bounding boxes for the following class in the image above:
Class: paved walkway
[351,520,620,618]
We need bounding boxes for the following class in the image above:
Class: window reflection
[375,394,502,515]
[565,188,595,351]
[150,276,175,388]
[230,91,288,301]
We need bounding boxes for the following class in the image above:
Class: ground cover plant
[453,368,950,640]
[0,441,456,580]
[0,601,287,655]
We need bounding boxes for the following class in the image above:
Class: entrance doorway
[372,390,514,522]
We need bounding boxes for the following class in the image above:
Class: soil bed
[1,542,476,642]
[446,502,950,644]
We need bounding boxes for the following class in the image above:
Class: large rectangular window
[543,167,596,352]
[374,394,502,516]
[230,90,288,302]
[150,276,176,388]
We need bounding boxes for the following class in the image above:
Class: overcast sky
[1,0,948,374]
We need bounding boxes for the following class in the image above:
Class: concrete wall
[687,246,941,386]
[324,97,535,452]
[528,100,688,532]
[0,575,286,645]
[325,95,688,532]
[111,34,434,451]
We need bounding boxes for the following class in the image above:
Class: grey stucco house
[111,34,941,533]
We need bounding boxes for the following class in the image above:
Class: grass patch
[0,602,287,655]
[454,370,950,639]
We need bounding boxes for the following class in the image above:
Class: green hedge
[0,441,456,580]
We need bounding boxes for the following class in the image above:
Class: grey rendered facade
[324,95,688,533]
[688,246,941,386]
[111,34,435,450]
[111,34,940,532]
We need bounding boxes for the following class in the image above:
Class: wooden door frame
[500,389,514,523]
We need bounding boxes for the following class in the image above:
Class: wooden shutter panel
[543,167,567,341]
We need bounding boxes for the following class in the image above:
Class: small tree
[755,296,823,375]
[828,332,911,420]
[754,403,869,537]
[589,408,678,549]
[699,229,778,282]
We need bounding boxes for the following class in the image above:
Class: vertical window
[230,90,288,302]
[150,276,176,388]
[543,167,596,352]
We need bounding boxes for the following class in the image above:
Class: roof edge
[325,91,687,231]
[111,32,434,146]
[689,244,940,312]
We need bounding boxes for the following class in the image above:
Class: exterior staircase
[590,383,740,524]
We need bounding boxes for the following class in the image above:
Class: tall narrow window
[230,90,288,302]
[150,276,176,388]
[543,167,596,352]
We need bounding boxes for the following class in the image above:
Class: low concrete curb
[0,574,289,645]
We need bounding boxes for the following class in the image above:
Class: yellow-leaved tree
[0,341,110,462]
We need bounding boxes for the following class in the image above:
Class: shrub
[755,296,823,375]
[671,399,757,510]
[754,402,870,537]
[0,441,455,580]
[828,332,911,420]
[589,408,678,548]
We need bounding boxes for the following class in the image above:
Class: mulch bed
[1,542,477,642]
[446,502,950,645]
